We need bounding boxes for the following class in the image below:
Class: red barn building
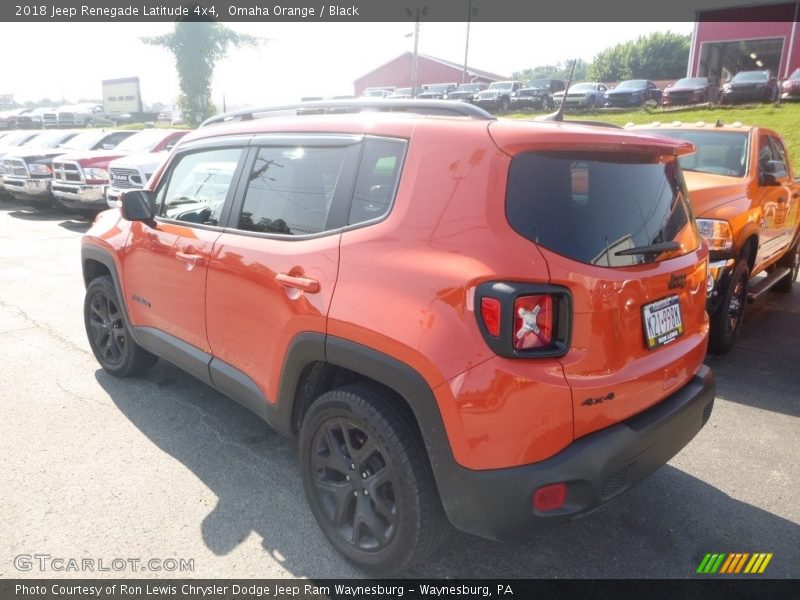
[689,2,800,80]
[354,53,507,96]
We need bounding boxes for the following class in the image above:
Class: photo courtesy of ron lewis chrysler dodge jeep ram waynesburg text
[81,100,715,574]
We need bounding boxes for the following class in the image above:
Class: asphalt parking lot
[0,196,798,580]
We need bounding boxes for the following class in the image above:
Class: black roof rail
[200,99,495,128]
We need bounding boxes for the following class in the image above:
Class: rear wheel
[708,259,749,354]
[773,238,800,293]
[298,384,448,574]
[84,275,158,377]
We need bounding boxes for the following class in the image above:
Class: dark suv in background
[721,70,779,104]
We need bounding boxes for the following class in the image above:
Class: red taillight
[480,297,501,337]
[533,483,567,512]
[513,295,553,350]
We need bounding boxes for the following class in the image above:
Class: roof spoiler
[200,99,495,128]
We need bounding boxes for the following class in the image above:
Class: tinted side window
[238,145,349,235]
[348,138,406,226]
[768,136,790,173]
[506,152,693,267]
[156,147,242,225]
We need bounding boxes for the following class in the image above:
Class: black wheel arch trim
[81,244,140,345]
[273,333,489,535]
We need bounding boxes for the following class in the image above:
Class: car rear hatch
[489,122,709,439]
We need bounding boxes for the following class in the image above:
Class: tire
[773,237,800,293]
[84,275,158,377]
[299,384,448,575]
[708,259,749,354]
[586,96,596,111]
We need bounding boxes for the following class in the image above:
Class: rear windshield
[506,152,694,267]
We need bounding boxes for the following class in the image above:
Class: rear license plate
[643,295,684,350]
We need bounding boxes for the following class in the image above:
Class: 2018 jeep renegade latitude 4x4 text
[81,101,715,574]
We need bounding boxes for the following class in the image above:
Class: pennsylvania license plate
[643,295,684,350]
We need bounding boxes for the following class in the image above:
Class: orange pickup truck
[635,122,800,353]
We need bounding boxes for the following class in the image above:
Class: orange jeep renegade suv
[81,100,715,574]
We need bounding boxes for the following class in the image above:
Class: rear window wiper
[615,241,680,256]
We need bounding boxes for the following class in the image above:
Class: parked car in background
[82,99,714,574]
[0,108,34,130]
[53,129,185,212]
[780,68,800,101]
[53,104,105,128]
[661,77,719,106]
[446,82,487,102]
[553,82,609,110]
[417,83,458,100]
[16,107,55,129]
[2,129,81,203]
[474,81,524,112]
[361,88,394,99]
[635,122,800,353]
[50,130,137,212]
[604,79,662,107]
[387,87,414,99]
[510,79,566,112]
[104,129,189,207]
[0,130,48,190]
[720,70,779,104]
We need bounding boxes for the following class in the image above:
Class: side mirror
[120,190,155,221]
[761,160,788,185]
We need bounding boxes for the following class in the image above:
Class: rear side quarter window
[348,137,406,226]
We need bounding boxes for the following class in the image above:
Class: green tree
[143,22,261,124]
[588,31,690,82]
[513,59,589,84]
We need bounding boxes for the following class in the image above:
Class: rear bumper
[440,365,714,540]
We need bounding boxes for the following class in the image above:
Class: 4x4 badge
[669,273,686,289]
[581,392,615,406]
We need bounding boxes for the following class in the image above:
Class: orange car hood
[683,171,748,217]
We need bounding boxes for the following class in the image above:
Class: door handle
[275,273,320,294]
[176,251,203,265]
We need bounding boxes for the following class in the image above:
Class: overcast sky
[0,21,694,108]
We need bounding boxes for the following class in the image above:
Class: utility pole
[463,0,475,84]
[406,5,428,97]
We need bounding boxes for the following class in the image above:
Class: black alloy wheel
[708,259,750,354]
[83,275,158,377]
[299,384,448,574]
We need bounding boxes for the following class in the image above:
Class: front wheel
[773,238,800,293]
[84,275,158,377]
[299,384,448,574]
[708,259,749,354]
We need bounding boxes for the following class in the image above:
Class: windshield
[362,90,388,97]
[674,78,707,87]
[528,79,552,89]
[114,130,169,152]
[617,80,647,89]
[3,131,39,147]
[569,83,596,92]
[22,130,75,148]
[457,84,483,92]
[392,88,412,95]
[423,84,452,93]
[732,71,768,83]
[789,68,800,80]
[639,129,749,178]
[60,131,107,150]
[489,82,514,90]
